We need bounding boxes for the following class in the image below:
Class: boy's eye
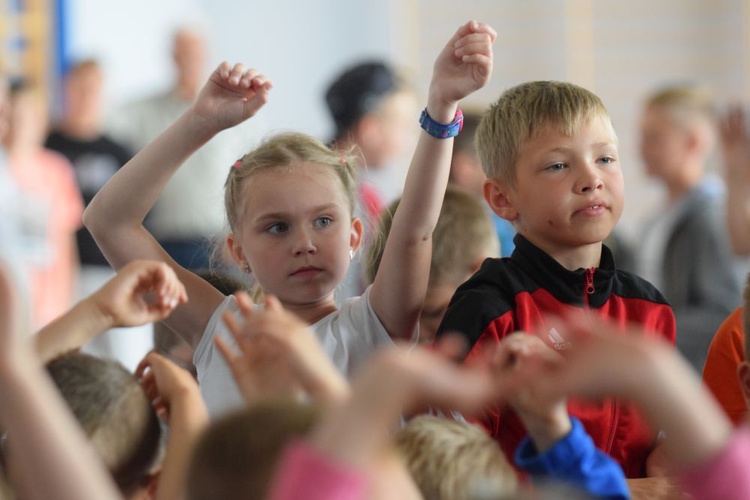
[266,222,289,234]
[315,216,333,228]
[598,156,616,164]
[546,163,566,172]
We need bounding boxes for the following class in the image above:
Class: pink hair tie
[339,157,346,164]
[232,159,242,169]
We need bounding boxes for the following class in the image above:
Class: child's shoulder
[611,268,671,306]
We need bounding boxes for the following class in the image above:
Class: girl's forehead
[241,163,350,212]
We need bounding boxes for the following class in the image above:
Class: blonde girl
[85,20,496,415]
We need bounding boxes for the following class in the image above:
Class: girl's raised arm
[84,63,272,347]
[370,21,496,340]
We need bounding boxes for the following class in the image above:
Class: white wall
[65,0,397,140]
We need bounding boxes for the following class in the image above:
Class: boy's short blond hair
[476,81,613,185]
[395,416,518,500]
[644,84,716,128]
[365,187,499,286]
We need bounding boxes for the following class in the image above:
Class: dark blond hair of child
[394,415,517,499]
[46,352,161,497]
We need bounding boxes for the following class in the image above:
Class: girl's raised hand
[193,62,273,133]
[90,260,188,327]
[430,20,496,106]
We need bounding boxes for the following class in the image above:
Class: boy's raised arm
[370,21,496,340]
[84,63,272,347]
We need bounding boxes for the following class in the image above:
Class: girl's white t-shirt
[193,286,394,418]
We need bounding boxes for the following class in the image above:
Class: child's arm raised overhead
[0,263,122,500]
[370,20,496,340]
[84,63,272,347]
[720,105,750,255]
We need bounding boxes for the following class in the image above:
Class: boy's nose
[577,165,604,193]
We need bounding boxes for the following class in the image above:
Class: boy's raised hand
[192,62,273,133]
[430,20,496,106]
[91,260,187,328]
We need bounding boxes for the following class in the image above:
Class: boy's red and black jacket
[436,234,676,479]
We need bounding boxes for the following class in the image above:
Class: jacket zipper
[583,267,595,306]
[582,267,619,453]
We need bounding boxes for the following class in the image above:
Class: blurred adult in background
[0,75,35,304]
[3,81,83,329]
[46,59,152,370]
[108,26,263,270]
[46,59,133,293]
[637,84,743,372]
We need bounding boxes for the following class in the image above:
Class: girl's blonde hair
[224,132,359,233]
[222,132,361,302]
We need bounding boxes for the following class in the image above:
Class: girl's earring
[349,248,355,261]
[242,263,251,273]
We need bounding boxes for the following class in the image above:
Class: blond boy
[437,81,676,480]
[366,187,499,343]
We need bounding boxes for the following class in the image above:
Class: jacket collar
[511,234,615,307]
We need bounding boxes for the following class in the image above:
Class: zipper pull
[584,268,595,295]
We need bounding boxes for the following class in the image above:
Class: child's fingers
[217,61,232,79]
[240,68,260,88]
[264,294,282,312]
[215,336,241,367]
[431,333,468,362]
[134,355,152,379]
[228,63,247,85]
[234,291,255,318]
[448,20,481,45]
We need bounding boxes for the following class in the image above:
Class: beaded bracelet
[419,108,464,138]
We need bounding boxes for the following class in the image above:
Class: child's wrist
[522,411,573,453]
[82,296,118,330]
[425,92,458,124]
[182,108,221,141]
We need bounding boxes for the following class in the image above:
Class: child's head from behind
[640,84,716,183]
[395,416,518,500]
[224,133,363,305]
[478,81,623,256]
[186,400,319,500]
[45,352,161,498]
[366,187,499,342]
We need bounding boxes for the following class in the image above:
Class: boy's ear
[484,178,519,222]
[737,361,750,408]
[226,232,251,273]
[350,217,364,254]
